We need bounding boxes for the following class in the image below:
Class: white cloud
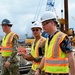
[0,0,75,38]
[69,3,75,9]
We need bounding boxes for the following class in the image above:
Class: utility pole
[64,0,69,32]
[58,0,69,33]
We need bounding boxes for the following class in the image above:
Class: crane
[32,0,70,34]
[32,0,43,23]
[32,0,56,24]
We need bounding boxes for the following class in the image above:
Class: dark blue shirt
[60,36,72,53]
[48,31,72,53]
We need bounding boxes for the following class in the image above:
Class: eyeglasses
[42,21,51,26]
[32,29,39,32]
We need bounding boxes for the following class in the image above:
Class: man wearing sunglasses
[1,19,20,75]
[21,21,46,75]
[35,11,75,75]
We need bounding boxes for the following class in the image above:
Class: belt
[45,73,69,75]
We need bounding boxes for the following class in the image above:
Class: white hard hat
[40,11,56,22]
[31,21,42,29]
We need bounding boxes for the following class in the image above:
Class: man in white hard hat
[35,11,75,75]
[21,21,46,75]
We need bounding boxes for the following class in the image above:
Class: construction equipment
[25,39,34,46]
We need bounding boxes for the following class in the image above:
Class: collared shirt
[48,31,58,45]
[48,31,72,53]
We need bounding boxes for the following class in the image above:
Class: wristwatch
[36,68,41,72]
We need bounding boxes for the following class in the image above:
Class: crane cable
[34,0,43,21]
[53,0,59,19]
[46,0,58,19]
[53,7,59,19]
[72,16,75,21]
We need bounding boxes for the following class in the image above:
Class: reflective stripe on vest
[2,47,13,56]
[31,37,46,71]
[2,32,17,57]
[44,32,69,73]
[46,58,68,66]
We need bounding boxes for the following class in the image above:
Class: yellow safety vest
[44,31,69,73]
[31,37,46,71]
[1,32,19,57]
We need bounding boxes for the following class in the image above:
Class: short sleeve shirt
[48,31,72,53]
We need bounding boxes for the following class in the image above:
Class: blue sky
[0,0,75,39]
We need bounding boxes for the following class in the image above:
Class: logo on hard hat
[1,19,12,26]
[34,23,37,25]
[2,22,7,24]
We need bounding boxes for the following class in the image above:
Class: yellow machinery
[71,36,75,46]
[25,39,35,46]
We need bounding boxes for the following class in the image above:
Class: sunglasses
[32,29,39,32]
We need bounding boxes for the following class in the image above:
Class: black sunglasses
[32,29,39,32]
